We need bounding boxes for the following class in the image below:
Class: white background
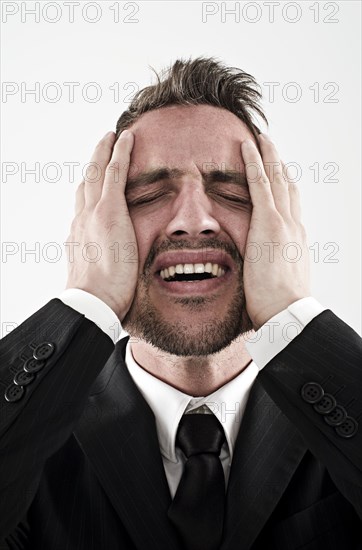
[1,0,361,334]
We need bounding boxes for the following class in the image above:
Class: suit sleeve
[258,309,362,518]
[0,298,114,540]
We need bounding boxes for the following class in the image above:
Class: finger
[280,159,293,185]
[84,131,116,208]
[101,130,135,201]
[289,182,302,222]
[74,181,85,216]
[258,134,290,218]
[241,139,274,211]
[280,160,302,222]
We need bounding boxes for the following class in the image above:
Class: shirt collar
[125,341,259,463]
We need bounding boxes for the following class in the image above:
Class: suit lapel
[221,378,308,550]
[73,337,182,550]
[74,337,308,550]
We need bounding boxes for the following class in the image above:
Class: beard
[122,238,253,356]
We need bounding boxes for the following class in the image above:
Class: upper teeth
[160,263,226,280]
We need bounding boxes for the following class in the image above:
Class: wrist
[250,294,310,330]
[65,285,122,320]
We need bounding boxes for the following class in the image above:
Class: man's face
[122,104,255,356]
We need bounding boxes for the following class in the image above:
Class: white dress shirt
[58,289,326,497]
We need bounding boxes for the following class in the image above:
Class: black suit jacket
[0,299,361,549]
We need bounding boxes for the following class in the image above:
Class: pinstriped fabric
[28,435,135,549]
[0,299,114,542]
[221,380,308,549]
[258,310,362,518]
[255,490,361,550]
[73,339,182,550]
[1,304,361,549]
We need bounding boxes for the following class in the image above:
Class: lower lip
[154,269,232,295]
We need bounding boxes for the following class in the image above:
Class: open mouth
[158,263,227,282]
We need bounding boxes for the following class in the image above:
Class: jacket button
[313,394,337,415]
[4,384,25,402]
[23,358,46,373]
[301,382,324,404]
[335,417,358,438]
[33,342,55,361]
[324,405,347,426]
[13,370,36,386]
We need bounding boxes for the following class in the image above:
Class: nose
[165,181,221,239]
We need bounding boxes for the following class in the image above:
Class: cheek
[130,211,165,263]
[213,204,251,250]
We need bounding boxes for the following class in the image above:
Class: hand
[65,130,138,321]
[241,133,310,330]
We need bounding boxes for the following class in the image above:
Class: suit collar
[125,341,192,462]
[125,341,259,464]
[74,337,307,550]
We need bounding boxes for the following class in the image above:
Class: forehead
[128,104,255,172]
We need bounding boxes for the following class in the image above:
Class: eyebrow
[126,167,248,192]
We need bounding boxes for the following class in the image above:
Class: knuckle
[70,215,83,233]
[268,213,285,232]
[94,201,126,233]
[93,202,116,227]
[93,202,108,221]
[260,174,270,186]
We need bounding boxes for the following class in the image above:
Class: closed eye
[211,192,252,207]
[127,192,169,206]
[127,191,252,208]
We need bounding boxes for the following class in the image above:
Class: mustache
[143,238,244,275]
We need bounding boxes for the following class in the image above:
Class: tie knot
[176,413,226,458]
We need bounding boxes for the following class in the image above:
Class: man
[0,57,361,549]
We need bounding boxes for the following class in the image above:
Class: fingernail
[259,133,271,141]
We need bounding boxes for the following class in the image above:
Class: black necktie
[168,413,226,550]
